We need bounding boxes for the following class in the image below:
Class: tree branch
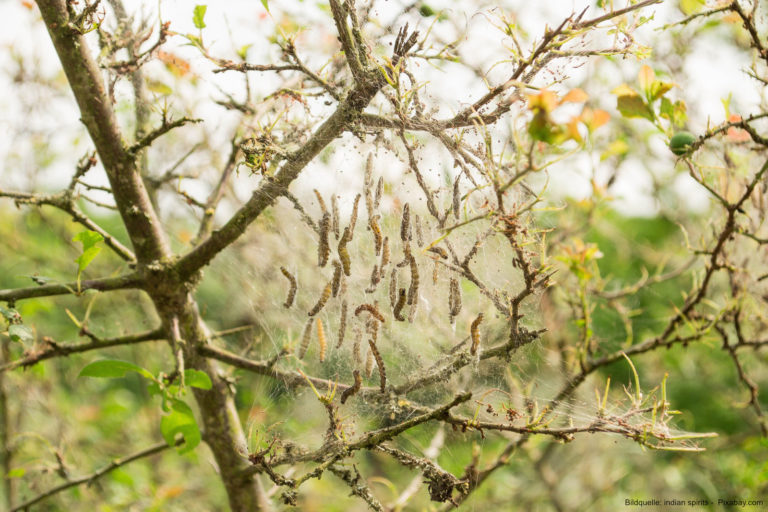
[0,272,144,303]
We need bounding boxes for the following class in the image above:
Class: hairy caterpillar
[407,255,419,305]
[393,287,407,321]
[364,155,374,220]
[317,212,331,267]
[331,194,340,240]
[280,267,297,308]
[337,300,348,348]
[427,246,449,259]
[389,268,398,308]
[298,317,313,359]
[397,242,412,268]
[366,316,379,345]
[340,369,362,404]
[414,214,424,247]
[317,318,327,362]
[331,260,342,297]
[374,176,383,210]
[369,214,383,255]
[381,236,390,270]
[470,313,484,355]
[338,227,352,276]
[308,282,332,317]
[365,264,381,293]
[352,324,362,365]
[314,189,328,215]
[449,277,462,322]
[400,202,411,242]
[433,259,439,285]
[368,339,386,392]
[365,346,374,378]
[452,176,461,220]
[349,194,361,236]
[355,303,386,323]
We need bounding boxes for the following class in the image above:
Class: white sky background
[0,0,762,218]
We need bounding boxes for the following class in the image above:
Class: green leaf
[8,324,33,344]
[0,306,20,323]
[184,369,212,390]
[260,0,270,13]
[78,359,152,379]
[193,5,207,29]
[615,93,653,121]
[72,230,103,273]
[7,468,25,478]
[161,399,202,453]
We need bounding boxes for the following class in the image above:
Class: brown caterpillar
[397,242,412,268]
[401,203,411,242]
[317,212,331,267]
[381,236,390,270]
[470,313,484,355]
[298,317,313,359]
[331,260,342,297]
[407,255,419,305]
[280,267,297,308]
[349,194,361,236]
[314,189,328,214]
[428,246,449,259]
[365,264,381,293]
[365,346,374,378]
[366,316,379,344]
[338,227,351,276]
[452,176,461,220]
[331,194,340,240]
[352,324,362,365]
[368,339,386,392]
[449,277,462,321]
[340,369,362,404]
[374,176,383,210]
[393,287,407,321]
[355,303,386,323]
[317,318,327,362]
[369,214,383,255]
[308,282,332,317]
[414,214,424,247]
[337,300,348,348]
[389,268,398,309]
[433,259,439,285]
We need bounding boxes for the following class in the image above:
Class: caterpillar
[352,324,362,365]
[400,202,411,242]
[407,255,419,305]
[427,246,449,259]
[452,176,461,220]
[397,242,412,268]
[314,189,328,215]
[389,268,398,309]
[381,236,390,270]
[331,260,342,297]
[369,214,383,255]
[337,300,348,348]
[308,282,332,317]
[280,267,297,308]
[365,155,374,221]
[317,318,327,362]
[338,227,351,276]
[433,259,439,285]
[298,317,313,359]
[331,194,340,240]
[414,214,424,247]
[368,338,386,392]
[470,313,484,355]
[449,277,462,321]
[348,194,361,236]
[374,176,383,210]
[340,369,362,404]
[393,287,407,321]
[317,212,331,267]
[365,264,381,293]
[366,316,379,344]
[365,346,374,378]
[355,303,386,323]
